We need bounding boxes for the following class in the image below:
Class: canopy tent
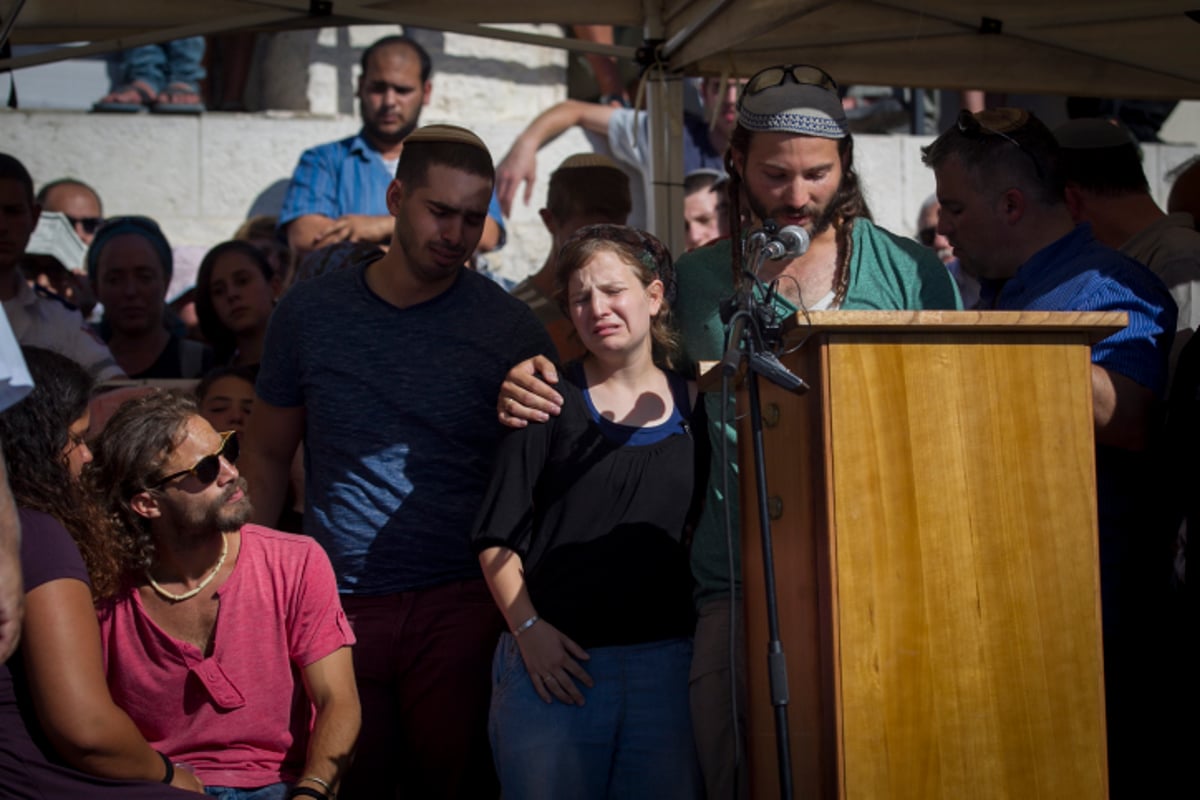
[4,0,1198,248]
[4,1,1200,99]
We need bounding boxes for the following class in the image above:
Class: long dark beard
[744,188,840,241]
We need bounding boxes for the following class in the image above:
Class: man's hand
[514,620,593,705]
[495,140,540,218]
[312,214,392,249]
[497,356,563,428]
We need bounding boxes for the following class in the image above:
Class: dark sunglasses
[955,109,1044,180]
[150,431,238,489]
[743,64,838,99]
[64,215,104,235]
[917,226,937,246]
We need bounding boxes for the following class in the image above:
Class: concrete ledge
[2,111,1195,286]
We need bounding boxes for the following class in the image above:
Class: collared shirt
[1,279,124,382]
[0,307,33,411]
[278,130,506,244]
[996,223,1177,397]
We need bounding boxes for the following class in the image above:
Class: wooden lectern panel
[739,313,1110,799]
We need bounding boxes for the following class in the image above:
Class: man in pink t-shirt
[88,392,359,800]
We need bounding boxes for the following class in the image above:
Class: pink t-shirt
[96,525,355,788]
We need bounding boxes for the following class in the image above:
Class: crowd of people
[1,29,1198,800]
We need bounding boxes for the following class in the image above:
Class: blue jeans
[204,784,288,800]
[489,634,701,800]
[121,37,206,91]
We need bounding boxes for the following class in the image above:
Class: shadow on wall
[246,178,291,220]
[258,26,566,115]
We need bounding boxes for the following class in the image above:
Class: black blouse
[471,363,707,648]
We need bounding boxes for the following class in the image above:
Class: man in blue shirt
[279,35,505,262]
[923,108,1177,799]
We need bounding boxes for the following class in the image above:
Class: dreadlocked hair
[726,127,874,305]
[0,347,127,599]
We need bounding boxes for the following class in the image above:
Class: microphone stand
[720,227,808,800]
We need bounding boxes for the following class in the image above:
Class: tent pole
[0,0,29,52]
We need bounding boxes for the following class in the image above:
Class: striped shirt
[996,223,1177,396]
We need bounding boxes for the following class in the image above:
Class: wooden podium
[734,311,1115,799]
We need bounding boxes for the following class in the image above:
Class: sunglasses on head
[64,215,104,235]
[955,109,1044,180]
[743,64,839,99]
[150,431,239,489]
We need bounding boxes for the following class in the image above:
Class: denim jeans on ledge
[120,37,207,92]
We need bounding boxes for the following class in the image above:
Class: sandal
[153,82,205,114]
[92,79,157,113]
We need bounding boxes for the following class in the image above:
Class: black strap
[0,32,17,109]
[288,787,328,800]
[156,751,174,784]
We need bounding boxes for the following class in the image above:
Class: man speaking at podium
[498,64,960,799]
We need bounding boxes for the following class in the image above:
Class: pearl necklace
[145,534,229,603]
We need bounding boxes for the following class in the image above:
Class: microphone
[761,225,810,261]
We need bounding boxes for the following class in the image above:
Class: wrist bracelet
[288,787,327,800]
[156,750,173,785]
[299,775,335,797]
[512,614,540,637]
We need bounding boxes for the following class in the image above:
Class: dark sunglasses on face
[955,109,1045,180]
[918,226,937,246]
[150,431,239,489]
[64,215,104,235]
[743,64,839,99]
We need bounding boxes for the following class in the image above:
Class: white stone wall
[2,24,1197,293]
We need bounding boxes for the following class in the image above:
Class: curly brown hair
[554,228,682,370]
[0,347,128,598]
[86,391,197,588]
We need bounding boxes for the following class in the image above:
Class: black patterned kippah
[738,82,847,139]
[405,124,490,154]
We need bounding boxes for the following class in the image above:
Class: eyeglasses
[64,215,104,235]
[150,431,239,489]
[955,109,1044,180]
[917,226,937,246]
[743,64,839,99]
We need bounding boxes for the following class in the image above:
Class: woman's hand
[514,620,593,705]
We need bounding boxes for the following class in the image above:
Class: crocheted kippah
[1053,117,1138,149]
[973,107,1033,135]
[404,124,490,154]
[738,79,847,139]
[555,153,623,171]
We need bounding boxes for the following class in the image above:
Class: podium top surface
[781,310,1126,345]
